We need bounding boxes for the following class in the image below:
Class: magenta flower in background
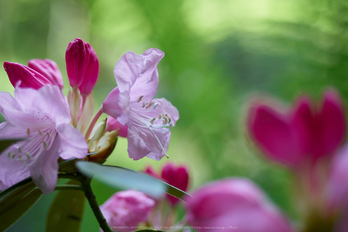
[100,190,155,232]
[247,91,345,168]
[144,163,189,206]
[184,179,293,232]
[102,48,179,160]
[161,163,189,206]
[65,38,99,96]
[0,85,88,194]
[28,59,64,90]
[144,165,161,180]
[4,62,53,89]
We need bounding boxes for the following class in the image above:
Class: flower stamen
[137,95,144,103]
[145,101,154,109]
[42,141,48,150]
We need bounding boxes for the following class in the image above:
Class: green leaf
[0,138,25,153]
[0,178,42,231]
[46,180,85,232]
[75,161,192,200]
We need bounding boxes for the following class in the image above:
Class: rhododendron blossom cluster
[2,37,348,232]
[0,38,179,195]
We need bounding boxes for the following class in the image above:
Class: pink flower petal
[30,136,60,194]
[185,179,293,232]
[248,103,302,167]
[102,87,130,125]
[106,117,128,137]
[28,59,64,89]
[100,190,155,231]
[56,123,88,159]
[114,48,164,102]
[4,62,52,89]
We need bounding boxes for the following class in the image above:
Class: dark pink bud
[161,162,189,206]
[28,59,64,89]
[4,62,52,89]
[65,38,99,95]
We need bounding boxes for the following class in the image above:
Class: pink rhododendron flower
[247,91,345,168]
[100,190,155,232]
[4,62,53,89]
[0,85,88,194]
[28,59,64,89]
[65,38,99,96]
[102,48,179,160]
[184,179,293,232]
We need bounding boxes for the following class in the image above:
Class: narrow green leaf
[75,161,192,200]
[0,179,42,231]
[0,138,25,153]
[46,180,85,232]
[0,178,35,212]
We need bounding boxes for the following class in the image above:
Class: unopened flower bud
[161,163,189,206]
[88,130,118,164]
[87,118,107,144]
[4,62,52,89]
[28,59,64,89]
[65,38,99,95]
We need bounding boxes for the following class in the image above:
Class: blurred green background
[2,0,348,231]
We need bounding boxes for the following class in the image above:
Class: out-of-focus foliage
[2,0,348,231]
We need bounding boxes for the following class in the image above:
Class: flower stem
[80,176,113,232]
[85,107,103,141]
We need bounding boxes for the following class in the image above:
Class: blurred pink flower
[100,190,155,232]
[65,38,99,95]
[144,163,189,206]
[247,91,345,168]
[28,59,64,89]
[4,62,53,89]
[326,145,348,231]
[161,163,189,206]
[144,165,161,179]
[0,85,88,194]
[184,179,293,232]
[102,48,179,160]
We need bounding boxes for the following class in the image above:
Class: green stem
[85,107,103,141]
[80,176,113,232]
